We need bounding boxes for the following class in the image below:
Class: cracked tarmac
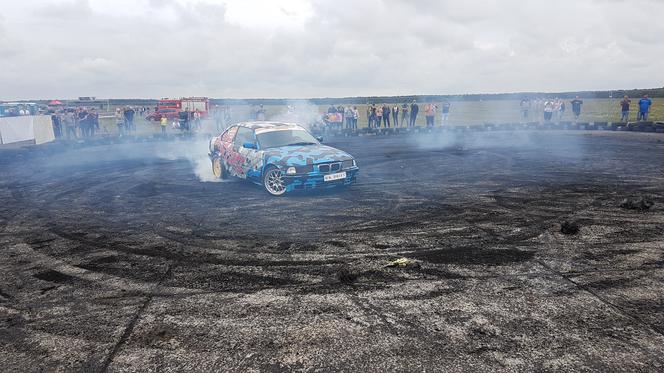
[1,130,664,372]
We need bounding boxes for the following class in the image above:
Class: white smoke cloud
[155,137,234,183]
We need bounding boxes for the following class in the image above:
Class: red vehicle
[147,97,210,121]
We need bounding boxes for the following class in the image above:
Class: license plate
[324,172,346,182]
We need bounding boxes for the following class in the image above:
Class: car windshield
[257,130,319,149]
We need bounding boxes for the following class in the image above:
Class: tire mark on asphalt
[98,264,174,373]
[535,259,664,358]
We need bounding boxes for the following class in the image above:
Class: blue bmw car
[209,122,359,196]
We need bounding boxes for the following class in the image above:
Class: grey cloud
[32,0,92,19]
[1,0,663,100]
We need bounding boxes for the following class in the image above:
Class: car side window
[221,126,237,142]
[234,127,255,147]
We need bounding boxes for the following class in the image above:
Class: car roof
[235,121,306,134]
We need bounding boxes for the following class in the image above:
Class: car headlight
[286,167,297,175]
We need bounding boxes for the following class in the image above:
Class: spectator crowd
[50,107,101,139]
[519,94,654,124]
[34,94,659,142]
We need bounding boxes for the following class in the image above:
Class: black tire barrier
[313,121,664,139]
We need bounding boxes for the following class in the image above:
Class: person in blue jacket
[638,95,653,121]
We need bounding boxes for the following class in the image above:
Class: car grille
[318,162,341,173]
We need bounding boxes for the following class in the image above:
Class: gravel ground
[1,130,663,372]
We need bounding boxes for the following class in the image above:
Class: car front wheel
[263,166,286,196]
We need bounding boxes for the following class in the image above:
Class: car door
[227,126,256,178]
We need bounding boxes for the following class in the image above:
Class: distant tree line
[16,87,664,107]
[210,87,664,105]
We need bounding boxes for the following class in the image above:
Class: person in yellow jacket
[160,116,168,135]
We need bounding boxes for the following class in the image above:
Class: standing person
[179,109,190,131]
[64,110,77,139]
[337,105,345,126]
[424,103,436,127]
[619,95,631,122]
[570,96,583,120]
[160,115,168,135]
[638,95,653,121]
[382,104,391,128]
[375,104,383,128]
[441,102,451,126]
[366,105,373,129]
[124,106,135,132]
[392,104,399,127]
[193,109,202,130]
[51,112,62,139]
[77,108,89,138]
[115,108,125,137]
[352,106,359,131]
[88,109,99,138]
[409,100,419,127]
[559,100,566,120]
[543,101,554,122]
[344,106,353,129]
[520,99,530,121]
[401,103,409,126]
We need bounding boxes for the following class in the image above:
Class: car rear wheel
[211,155,226,179]
[263,166,286,196]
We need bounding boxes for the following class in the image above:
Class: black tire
[262,166,287,196]
[211,155,226,180]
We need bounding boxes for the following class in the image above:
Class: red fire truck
[147,97,210,121]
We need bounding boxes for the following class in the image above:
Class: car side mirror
[316,136,323,143]
[243,142,257,149]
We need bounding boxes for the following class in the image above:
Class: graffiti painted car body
[209,122,359,195]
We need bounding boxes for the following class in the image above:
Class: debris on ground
[385,258,420,269]
[620,196,654,211]
[335,266,359,284]
[560,221,580,235]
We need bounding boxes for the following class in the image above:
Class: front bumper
[283,167,359,192]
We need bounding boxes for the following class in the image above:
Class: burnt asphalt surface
[1,130,664,372]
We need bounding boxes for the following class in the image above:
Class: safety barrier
[0,115,55,145]
[317,121,664,137]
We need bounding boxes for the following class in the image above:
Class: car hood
[262,144,353,166]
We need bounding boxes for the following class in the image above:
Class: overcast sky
[1,0,663,100]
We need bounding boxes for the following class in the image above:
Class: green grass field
[98,98,663,135]
[233,98,664,128]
